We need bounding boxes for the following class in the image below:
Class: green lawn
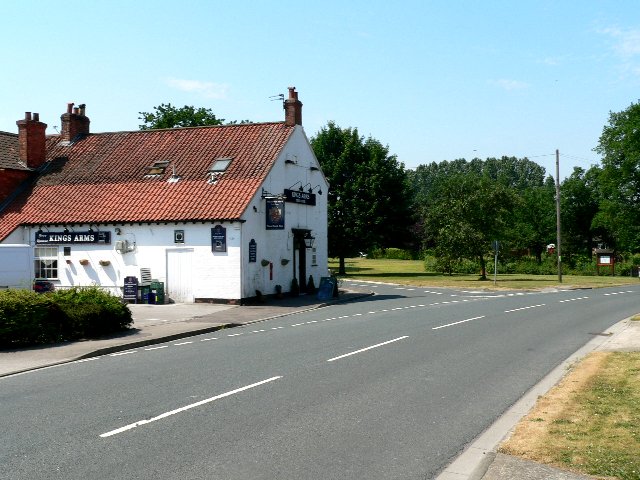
[329,258,640,290]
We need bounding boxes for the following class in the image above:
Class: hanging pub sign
[284,188,316,206]
[266,199,285,230]
[248,239,257,263]
[35,231,111,245]
[211,225,227,252]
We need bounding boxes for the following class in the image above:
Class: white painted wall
[0,244,33,289]
[239,126,329,298]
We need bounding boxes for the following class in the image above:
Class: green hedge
[368,247,420,260]
[424,253,640,277]
[0,286,132,348]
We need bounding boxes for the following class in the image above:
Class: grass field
[501,351,640,479]
[329,257,640,290]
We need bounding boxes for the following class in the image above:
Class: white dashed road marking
[432,316,485,330]
[504,304,545,313]
[327,336,409,362]
[100,376,282,438]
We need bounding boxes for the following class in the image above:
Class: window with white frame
[34,246,58,279]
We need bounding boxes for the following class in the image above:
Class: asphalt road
[2,282,638,479]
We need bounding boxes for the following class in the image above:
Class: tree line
[310,102,640,276]
[140,101,640,277]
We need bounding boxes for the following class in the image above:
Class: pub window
[34,246,59,279]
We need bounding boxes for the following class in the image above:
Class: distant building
[0,88,328,303]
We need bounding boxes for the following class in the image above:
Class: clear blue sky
[2,1,639,179]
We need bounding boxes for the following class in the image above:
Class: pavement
[1,287,639,480]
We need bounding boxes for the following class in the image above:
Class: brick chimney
[284,87,302,126]
[60,102,90,142]
[16,112,48,169]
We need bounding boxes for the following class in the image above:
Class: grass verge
[500,351,640,479]
[329,258,640,290]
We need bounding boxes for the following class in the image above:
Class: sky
[2,1,639,179]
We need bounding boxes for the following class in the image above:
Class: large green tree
[594,101,640,252]
[561,166,605,256]
[311,122,411,274]
[424,173,516,279]
[509,178,556,262]
[138,103,225,129]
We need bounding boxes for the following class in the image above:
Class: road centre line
[559,297,589,303]
[145,346,168,351]
[110,351,136,356]
[99,376,282,438]
[504,304,545,313]
[200,337,217,341]
[174,341,193,346]
[432,316,485,330]
[327,336,409,362]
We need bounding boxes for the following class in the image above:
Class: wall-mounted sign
[284,188,316,206]
[35,231,111,245]
[174,230,185,244]
[123,276,138,301]
[211,225,227,252]
[248,239,257,263]
[266,199,285,230]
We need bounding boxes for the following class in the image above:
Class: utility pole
[555,149,562,283]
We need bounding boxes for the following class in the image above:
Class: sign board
[36,231,111,245]
[284,188,316,206]
[123,276,138,301]
[599,255,611,265]
[248,239,257,263]
[317,276,336,301]
[211,225,227,252]
[266,199,285,230]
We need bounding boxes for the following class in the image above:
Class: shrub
[0,289,63,347]
[290,277,300,296]
[0,286,132,348]
[307,275,316,294]
[51,286,132,338]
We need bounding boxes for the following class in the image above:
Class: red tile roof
[0,122,294,240]
[0,132,28,170]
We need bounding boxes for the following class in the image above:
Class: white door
[167,248,194,302]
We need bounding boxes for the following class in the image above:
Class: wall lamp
[308,184,323,195]
[289,181,304,191]
[309,166,319,171]
[303,232,315,249]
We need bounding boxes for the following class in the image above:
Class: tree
[424,173,516,279]
[311,122,411,274]
[594,101,640,252]
[138,103,224,130]
[509,178,556,262]
[561,166,604,257]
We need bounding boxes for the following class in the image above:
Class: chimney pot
[16,111,47,169]
[284,87,303,127]
[61,102,90,141]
